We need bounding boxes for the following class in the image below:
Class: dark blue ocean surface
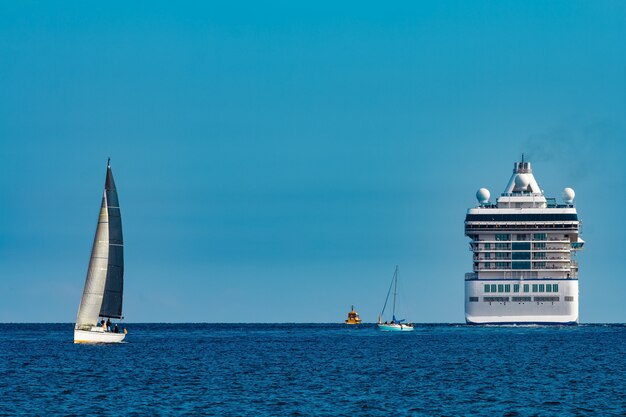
[1,324,625,416]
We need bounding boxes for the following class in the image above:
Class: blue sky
[1,1,625,322]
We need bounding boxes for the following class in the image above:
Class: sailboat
[377,266,414,332]
[74,159,127,343]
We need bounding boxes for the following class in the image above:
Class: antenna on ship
[521,153,524,163]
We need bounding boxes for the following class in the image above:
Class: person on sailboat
[106,318,111,331]
[113,324,119,334]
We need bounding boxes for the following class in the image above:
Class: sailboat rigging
[74,160,127,343]
[377,266,415,332]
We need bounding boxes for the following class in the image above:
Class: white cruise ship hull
[465,280,579,325]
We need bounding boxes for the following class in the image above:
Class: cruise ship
[465,160,584,325]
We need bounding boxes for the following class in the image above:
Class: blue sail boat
[377,266,415,332]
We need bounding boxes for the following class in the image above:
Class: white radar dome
[514,174,531,190]
[562,187,575,204]
[476,188,490,204]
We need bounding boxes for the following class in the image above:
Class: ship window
[533,233,547,241]
[484,253,491,259]
[516,234,529,241]
[513,284,520,292]
[512,252,531,260]
[532,284,538,292]
[553,284,558,292]
[484,243,491,250]
[546,284,552,293]
[534,243,547,250]
[512,242,531,250]
[512,261,531,270]
[496,253,509,260]
[469,297,479,302]
[491,284,497,292]
[534,262,546,269]
[534,296,559,302]
[465,214,578,222]
[565,295,573,301]
[496,234,510,241]
[539,284,545,292]
[484,296,509,302]
[497,284,503,293]
[495,243,510,250]
[523,284,529,292]
[484,284,490,293]
[533,252,547,259]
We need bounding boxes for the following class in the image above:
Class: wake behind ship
[465,160,584,325]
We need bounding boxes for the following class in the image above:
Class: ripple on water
[0,323,625,415]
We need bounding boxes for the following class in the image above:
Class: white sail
[75,162,124,330]
[76,193,110,330]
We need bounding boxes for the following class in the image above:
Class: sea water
[1,323,625,416]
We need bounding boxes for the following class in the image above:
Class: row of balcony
[469,246,570,252]
[473,265,574,272]
[473,256,570,261]
[469,238,570,243]
[465,272,579,280]
[471,259,579,267]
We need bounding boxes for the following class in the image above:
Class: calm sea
[1,323,625,416]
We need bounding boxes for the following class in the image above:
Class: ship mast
[392,266,398,321]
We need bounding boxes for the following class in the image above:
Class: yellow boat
[345,305,362,325]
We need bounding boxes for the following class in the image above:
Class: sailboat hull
[377,323,415,332]
[74,328,126,344]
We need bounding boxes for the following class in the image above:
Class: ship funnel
[503,160,543,195]
[514,161,532,174]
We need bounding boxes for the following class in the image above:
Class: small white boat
[74,160,127,344]
[377,323,414,332]
[377,266,415,332]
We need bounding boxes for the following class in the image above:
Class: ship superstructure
[465,160,584,324]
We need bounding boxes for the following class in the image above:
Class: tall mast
[380,267,396,319]
[392,265,398,319]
